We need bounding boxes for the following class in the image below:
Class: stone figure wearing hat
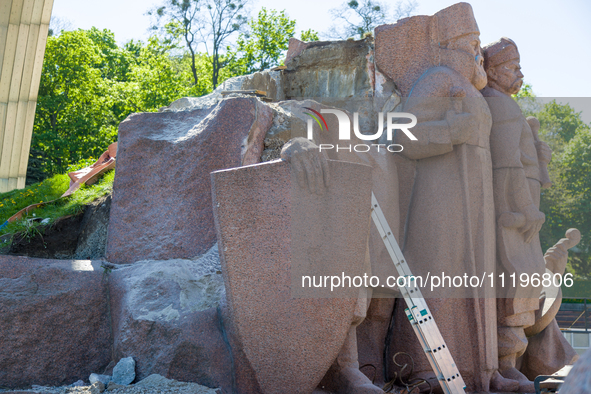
[481,37,576,392]
[374,3,519,392]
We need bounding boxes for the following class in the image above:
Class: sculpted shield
[211,159,372,394]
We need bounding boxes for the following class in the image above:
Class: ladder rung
[372,193,466,394]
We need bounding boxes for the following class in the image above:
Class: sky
[51,0,591,119]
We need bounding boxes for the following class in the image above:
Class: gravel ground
[0,375,219,394]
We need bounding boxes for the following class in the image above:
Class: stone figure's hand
[519,204,545,243]
[544,243,568,275]
[544,229,580,275]
[535,140,552,164]
[446,110,478,145]
[281,137,330,195]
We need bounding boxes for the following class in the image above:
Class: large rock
[559,346,591,394]
[283,38,375,98]
[283,37,397,133]
[74,195,112,260]
[160,71,284,112]
[112,357,136,385]
[0,256,111,388]
[106,97,273,264]
[107,245,260,393]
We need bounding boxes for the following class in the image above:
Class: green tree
[151,0,250,89]
[127,36,195,110]
[554,128,591,276]
[149,0,202,86]
[201,0,249,87]
[228,10,320,75]
[28,29,197,183]
[536,101,591,277]
[300,29,320,42]
[29,30,118,180]
[327,0,417,39]
[86,27,137,82]
[231,8,296,74]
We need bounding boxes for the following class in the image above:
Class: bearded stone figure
[481,37,579,393]
[373,3,521,392]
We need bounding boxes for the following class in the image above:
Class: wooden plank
[0,100,17,177]
[0,23,18,102]
[8,23,29,102]
[18,22,37,100]
[8,99,27,179]
[27,21,46,100]
[221,89,267,97]
[17,99,35,177]
[9,0,23,25]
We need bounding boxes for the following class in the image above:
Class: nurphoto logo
[304,107,418,152]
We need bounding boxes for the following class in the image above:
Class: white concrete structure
[0,0,53,192]
[563,329,591,356]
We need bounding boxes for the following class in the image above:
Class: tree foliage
[28,29,194,183]
[230,8,295,74]
[149,0,202,86]
[536,100,591,277]
[229,9,321,75]
[301,29,320,42]
[327,0,417,39]
[30,30,118,180]
[151,0,249,88]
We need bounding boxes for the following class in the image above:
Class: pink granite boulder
[0,256,111,388]
[106,97,273,264]
[107,247,261,393]
[559,346,591,394]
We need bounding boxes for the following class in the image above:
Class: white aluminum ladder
[370,192,467,394]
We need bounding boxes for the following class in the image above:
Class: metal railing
[558,297,589,333]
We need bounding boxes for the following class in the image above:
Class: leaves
[28,29,195,183]
[151,0,250,88]
[535,99,591,278]
[230,8,296,74]
[327,0,417,40]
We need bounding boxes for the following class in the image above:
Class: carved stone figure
[481,38,550,392]
[481,38,581,389]
[279,101,401,393]
[374,3,516,392]
[521,229,580,379]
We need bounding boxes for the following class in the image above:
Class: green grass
[0,169,114,239]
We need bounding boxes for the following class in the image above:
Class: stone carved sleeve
[395,70,456,160]
[493,167,535,213]
[488,100,537,213]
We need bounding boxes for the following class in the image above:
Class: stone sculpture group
[270,3,580,393]
[0,2,587,394]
